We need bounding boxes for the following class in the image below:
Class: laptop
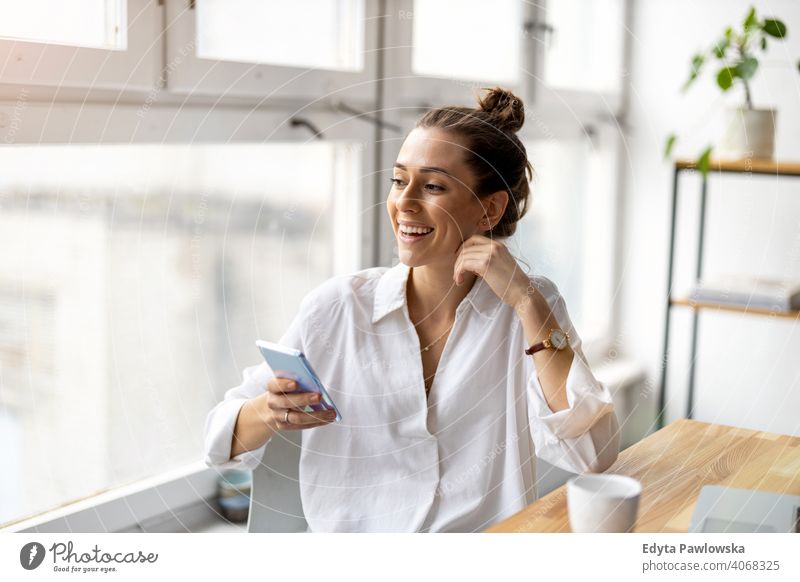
[689,486,800,533]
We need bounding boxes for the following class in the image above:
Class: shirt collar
[371,261,499,324]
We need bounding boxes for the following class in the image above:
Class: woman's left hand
[453,234,533,308]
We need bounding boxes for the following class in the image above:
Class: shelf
[675,158,800,176]
[660,156,800,429]
[670,297,800,320]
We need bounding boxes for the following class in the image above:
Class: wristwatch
[525,328,570,355]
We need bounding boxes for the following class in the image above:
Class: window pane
[0,142,361,527]
[412,0,521,83]
[196,0,365,71]
[543,0,624,94]
[510,137,616,342]
[0,0,125,50]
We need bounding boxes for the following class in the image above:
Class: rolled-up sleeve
[526,279,620,474]
[203,298,308,472]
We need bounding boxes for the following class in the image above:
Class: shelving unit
[656,159,800,430]
[669,298,800,320]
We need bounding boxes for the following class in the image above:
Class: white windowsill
[1,461,222,533]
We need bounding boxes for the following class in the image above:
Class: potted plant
[664,6,799,177]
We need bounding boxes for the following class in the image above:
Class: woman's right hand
[259,377,338,431]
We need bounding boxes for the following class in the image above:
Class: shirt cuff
[203,398,270,471]
[528,351,615,440]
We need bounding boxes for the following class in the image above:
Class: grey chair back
[534,457,576,498]
[247,430,308,533]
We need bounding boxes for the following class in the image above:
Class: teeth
[400,225,433,234]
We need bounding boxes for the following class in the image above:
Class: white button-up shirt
[204,261,619,532]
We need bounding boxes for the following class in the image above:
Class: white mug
[567,474,642,533]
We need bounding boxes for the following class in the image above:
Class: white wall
[621,0,800,439]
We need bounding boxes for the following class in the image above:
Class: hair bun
[477,87,525,133]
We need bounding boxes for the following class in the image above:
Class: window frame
[0,0,127,50]
[382,0,536,109]
[162,0,381,103]
[535,0,627,112]
[0,0,160,91]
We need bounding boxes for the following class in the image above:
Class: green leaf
[735,56,759,80]
[724,27,733,41]
[697,146,713,179]
[760,36,767,50]
[716,67,737,90]
[682,53,705,91]
[743,6,758,31]
[762,19,787,39]
[713,37,729,58]
[664,134,677,159]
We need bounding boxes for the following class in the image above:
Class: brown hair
[415,87,534,238]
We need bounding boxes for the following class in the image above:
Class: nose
[393,178,424,212]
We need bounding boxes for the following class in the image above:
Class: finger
[268,390,321,411]
[455,249,487,265]
[464,233,488,246]
[277,418,334,431]
[458,246,489,256]
[278,409,337,428]
[267,376,298,394]
[296,409,338,425]
[454,254,479,285]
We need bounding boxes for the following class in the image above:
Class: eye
[389,177,405,188]
[425,183,445,192]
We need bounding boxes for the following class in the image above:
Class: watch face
[550,329,568,349]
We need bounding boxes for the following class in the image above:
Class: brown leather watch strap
[525,340,549,356]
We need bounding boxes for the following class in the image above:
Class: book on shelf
[687,274,800,311]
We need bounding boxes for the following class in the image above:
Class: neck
[406,263,477,324]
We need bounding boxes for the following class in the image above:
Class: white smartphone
[255,340,342,422]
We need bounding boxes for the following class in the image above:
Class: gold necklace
[419,321,454,352]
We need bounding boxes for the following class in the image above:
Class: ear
[480,190,509,230]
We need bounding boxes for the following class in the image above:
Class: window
[165,0,379,100]
[542,0,625,94]
[411,0,522,84]
[0,0,125,49]
[384,0,532,108]
[0,142,361,527]
[196,0,364,70]
[511,130,619,353]
[0,0,159,90]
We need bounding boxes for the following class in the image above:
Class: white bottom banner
[1,533,798,581]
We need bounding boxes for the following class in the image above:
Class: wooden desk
[486,419,800,532]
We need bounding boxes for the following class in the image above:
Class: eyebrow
[393,163,455,179]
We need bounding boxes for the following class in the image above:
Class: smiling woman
[204,87,620,533]
[386,88,537,397]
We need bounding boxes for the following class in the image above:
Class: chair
[247,429,307,533]
[246,432,574,533]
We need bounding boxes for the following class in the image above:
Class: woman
[204,87,620,532]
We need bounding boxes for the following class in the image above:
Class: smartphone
[255,340,342,422]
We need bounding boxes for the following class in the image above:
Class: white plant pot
[717,107,776,160]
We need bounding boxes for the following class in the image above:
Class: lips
[398,229,433,244]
